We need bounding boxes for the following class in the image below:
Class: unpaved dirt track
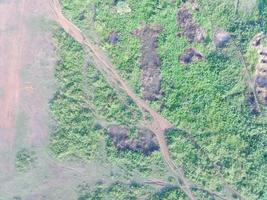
[0,0,51,188]
[50,0,196,199]
[0,0,25,151]
[0,0,54,177]
[0,0,53,149]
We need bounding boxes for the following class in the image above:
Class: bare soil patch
[0,0,54,150]
[246,93,259,115]
[132,23,162,101]
[108,31,119,45]
[107,125,159,155]
[0,1,56,185]
[213,30,231,48]
[179,48,203,64]
[251,33,267,105]
[176,5,205,43]
[251,32,265,47]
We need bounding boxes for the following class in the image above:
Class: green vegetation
[15,148,36,172]
[51,0,267,199]
[78,182,201,200]
[51,29,167,186]
[257,0,267,31]
[78,182,153,200]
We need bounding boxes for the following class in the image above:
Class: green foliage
[15,148,36,172]
[50,29,167,186]
[257,0,267,15]
[78,182,154,200]
[50,30,101,160]
[257,0,267,32]
[86,66,142,125]
[245,47,258,65]
[152,186,187,200]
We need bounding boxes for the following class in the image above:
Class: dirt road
[0,0,73,198]
[0,0,55,175]
[50,0,196,199]
[0,0,31,153]
[0,0,55,191]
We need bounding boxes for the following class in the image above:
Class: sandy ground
[0,0,53,149]
[0,1,110,199]
[0,0,54,175]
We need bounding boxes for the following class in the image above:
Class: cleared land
[0,1,107,199]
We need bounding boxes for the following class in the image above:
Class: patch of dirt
[251,32,265,47]
[132,23,162,101]
[179,48,203,64]
[0,0,53,150]
[0,0,55,178]
[251,33,267,106]
[255,76,267,88]
[107,125,159,155]
[136,128,159,155]
[108,31,119,45]
[255,76,267,106]
[107,125,129,150]
[213,30,231,48]
[246,93,259,115]
[176,5,205,43]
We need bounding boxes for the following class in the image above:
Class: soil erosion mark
[0,0,55,151]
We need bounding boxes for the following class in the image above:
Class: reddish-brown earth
[132,23,162,101]
[0,0,54,149]
[0,0,55,175]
